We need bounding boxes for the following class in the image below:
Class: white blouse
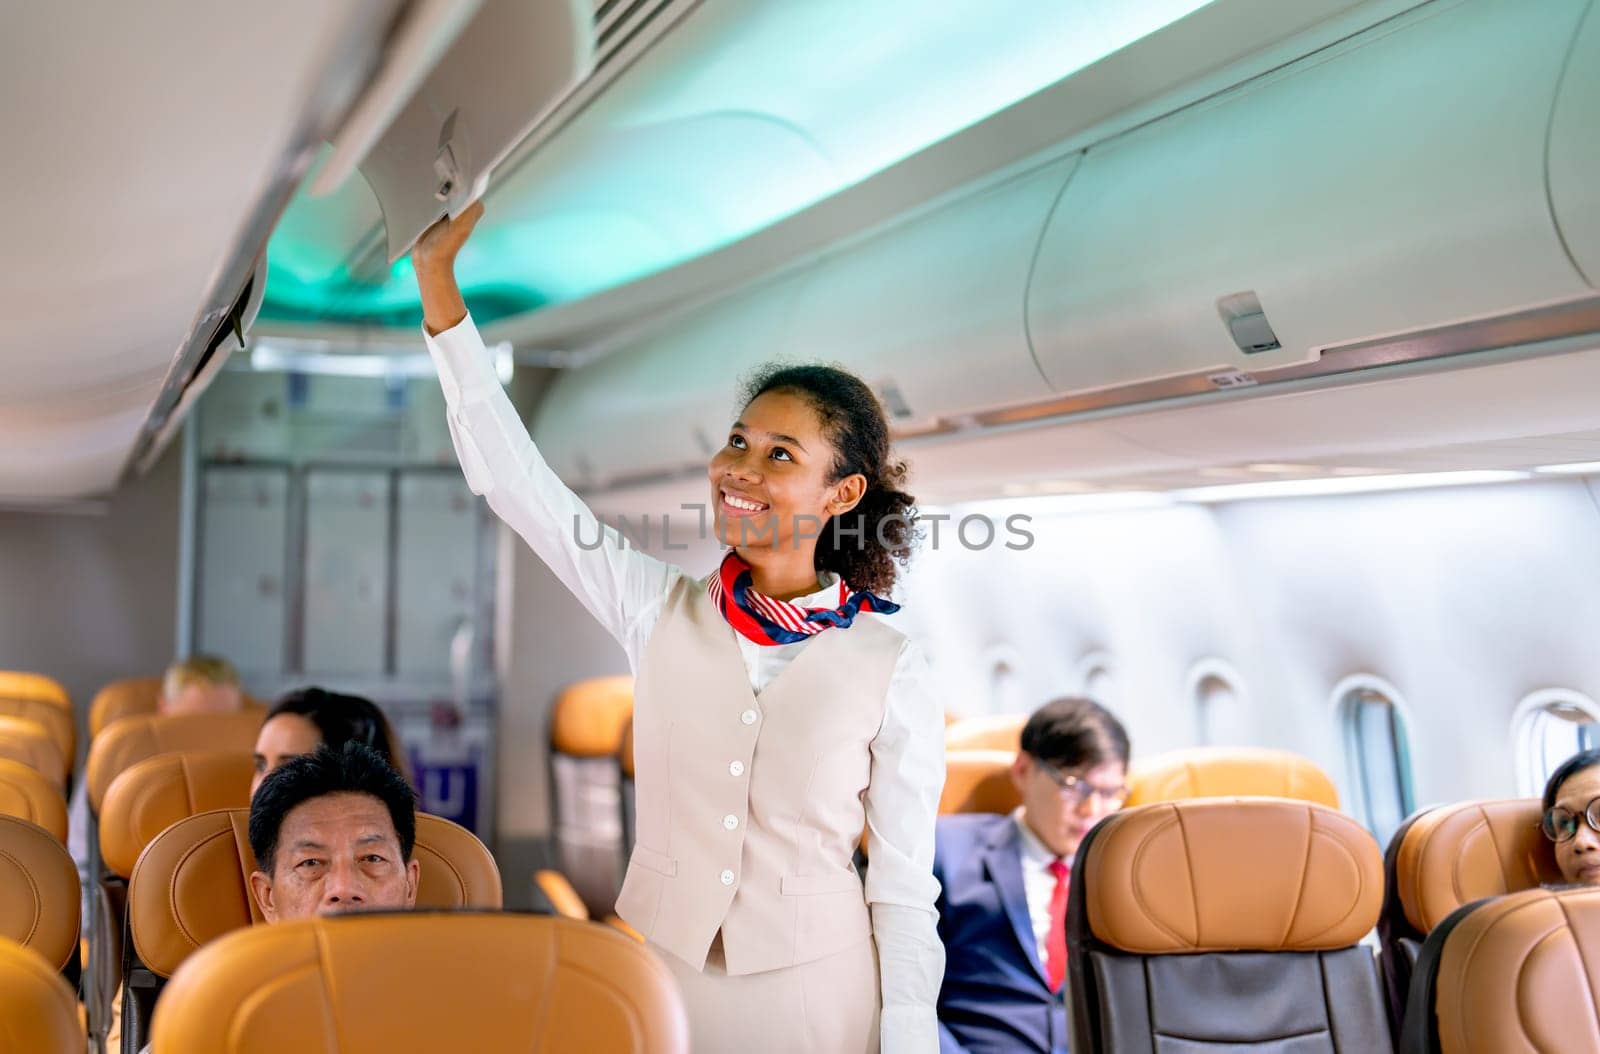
[424,314,946,1052]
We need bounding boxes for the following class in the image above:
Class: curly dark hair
[739,363,917,596]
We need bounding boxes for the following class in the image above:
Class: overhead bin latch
[1216,291,1282,354]
[434,110,465,202]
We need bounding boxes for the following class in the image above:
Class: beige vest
[615,573,904,975]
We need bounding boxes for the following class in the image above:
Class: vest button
[740,709,758,725]
[720,869,736,886]
[722,814,739,830]
[729,760,745,777]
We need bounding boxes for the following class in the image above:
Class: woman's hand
[412,200,484,335]
[412,199,485,276]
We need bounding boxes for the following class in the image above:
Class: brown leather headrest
[129,807,503,977]
[0,758,68,843]
[0,696,74,775]
[0,815,80,970]
[1084,798,1381,953]
[940,750,1022,815]
[0,716,67,789]
[149,912,689,1053]
[99,751,255,878]
[550,675,633,757]
[0,671,69,707]
[944,714,1026,753]
[87,676,163,738]
[86,709,263,812]
[1394,799,1559,934]
[0,937,83,1054]
[1126,746,1339,808]
[1433,886,1600,1053]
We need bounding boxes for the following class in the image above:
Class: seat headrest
[550,675,633,757]
[150,912,688,1053]
[1429,886,1600,1053]
[85,709,263,812]
[129,807,503,977]
[99,751,255,878]
[1126,746,1339,808]
[0,815,80,970]
[1082,798,1380,953]
[0,670,69,707]
[0,937,83,1054]
[0,696,74,773]
[939,750,1022,814]
[1393,799,1559,934]
[944,714,1025,753]
[0,757,68,843]
[88,676,164,738]
[0,715,67,789]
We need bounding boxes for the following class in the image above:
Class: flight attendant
[412,202,945,1052]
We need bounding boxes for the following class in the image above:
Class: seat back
[548,675,633,915]
[0,695,75,775]
[0,937,84,1054]
[149,912,687,1053]
[129,807,502,978]
[98,751,254,878]
[1125,746,1340,807]
[0,757,68,842]
[1068,798,1389,1053]
[0,715,68,788]
[85,710,262,812]
[939,749,1021,814]
[88,676,164,738]
[1380,799,1558,1031]
[944,713,1025,753]
[0,815,80,970]
[1401,886,1600,1053]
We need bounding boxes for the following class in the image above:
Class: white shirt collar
[1011,807,1062,870]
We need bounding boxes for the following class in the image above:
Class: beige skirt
[656,932,881,1054]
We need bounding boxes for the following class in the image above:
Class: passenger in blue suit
[934,697,1131,1054]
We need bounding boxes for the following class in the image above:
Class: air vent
[1217,291,1281,354]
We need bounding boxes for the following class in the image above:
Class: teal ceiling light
[261,0,1214,328]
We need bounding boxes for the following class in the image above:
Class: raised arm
[412,206,675,665]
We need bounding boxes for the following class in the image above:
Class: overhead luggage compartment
[1026,0,1599,397]
[1549,0,1600,289]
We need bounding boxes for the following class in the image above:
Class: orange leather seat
[0,815,80,971]
[939,749,1021,814]
[128,807,502,979]
[84,710,262,813]
[0,937,84,1053]
[87,677,163,738]
[535,869,591,921]
[1378,799,1558,1029]
[1401,886,1600,1053]
[149,912,687,1053]
[98,751,254,878]
[944,713,1025,753]
[0,694,75,775]
[549,675,633,915]
[1125,746,1340,807]
[1068,798,1390,1052]
[0,715,68,788]
[0,670,70,707]
[0,756,68,842]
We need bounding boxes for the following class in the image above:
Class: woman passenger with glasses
[1540,748,1600,886]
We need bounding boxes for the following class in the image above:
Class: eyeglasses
[1033,757,1129,808]
[1541,797,1600,843]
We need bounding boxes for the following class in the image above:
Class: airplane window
[1076,652,1117,711]
[1189,659,1248,746]
[1334,678,1416,847]
[980,644,1025,715]
[1513,690,1600,796]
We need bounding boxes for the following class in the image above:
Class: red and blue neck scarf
[707,550,900,646]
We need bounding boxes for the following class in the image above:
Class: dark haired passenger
[933,698,1131,1054]
[252,687,409,796]
[248,742,419,921]
[1541,748,1600,886]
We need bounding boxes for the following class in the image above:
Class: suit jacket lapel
[981,817,1048,987]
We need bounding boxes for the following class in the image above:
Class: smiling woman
[410,203,947,1053]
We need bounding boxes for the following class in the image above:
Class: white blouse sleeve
[423,313,677,667]
[864,637,947,1053]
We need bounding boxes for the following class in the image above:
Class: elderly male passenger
[933,697,1131,1054]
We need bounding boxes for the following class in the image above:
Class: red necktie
[1046,858,1070,991]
